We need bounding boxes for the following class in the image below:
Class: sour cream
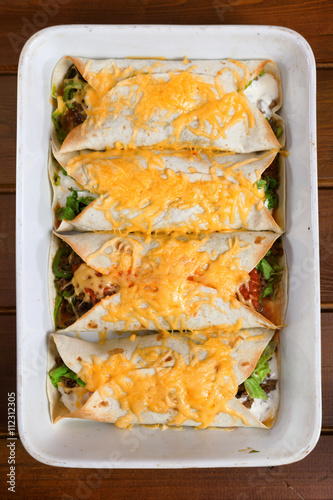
[238,353,279,424]
[59,385,91,413]
[244,73,279,119]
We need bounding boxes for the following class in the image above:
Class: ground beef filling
[55,244,119,329]
[236,376,278,409]
[57,64,88,135]
[61,102,87,134]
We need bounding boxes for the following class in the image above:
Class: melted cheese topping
[72,264,118,302]
[70,235,251,329]
[83,61,164,123]
[78,333,249,428]
[84,67,256,146]
[66,149,265,234]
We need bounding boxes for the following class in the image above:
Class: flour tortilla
[51,148,284,234]
[51,56,283,154]
[49,231,286,332]
[48,331,277,428]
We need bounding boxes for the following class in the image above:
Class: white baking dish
[16,25,320,468]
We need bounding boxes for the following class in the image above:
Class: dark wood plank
[319,190,333,303]
[0,195,15,306]
[0,317,16,435]
[317,70,333,185]
[0,436,331,499]
[322,312,333,428]
[1,69,333,185]
[0,76,16,185]
[1,0,333,67]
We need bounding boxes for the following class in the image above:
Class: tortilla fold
[51,148,284,234]
[51,56,283,153]
[48,330,278,428]
[50,231,286,332]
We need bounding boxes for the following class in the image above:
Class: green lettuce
[56,188,95,221]
[244,341,277,399]
[49,363,85,388]
[257,176,279,210]
[256,249,283,300]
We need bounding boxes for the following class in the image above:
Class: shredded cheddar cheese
[71,264,118,302]
[78,62,257,146]
[66,149,266,234]
[70,235,251,331]
[77,332,250,428]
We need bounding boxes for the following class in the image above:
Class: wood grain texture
[0,195,15,306]
[0,76,16,185]
[1,69,333,185]
[0,317,16,435]
[317,69,333,184]
[319,189,333,303]
[322,312,333,428]
[1,0,333,67]
[0,436,331,499]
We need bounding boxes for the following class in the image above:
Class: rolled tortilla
[51,148,284,234]
[48,152,98,230]
[48,330,278,428]
[50,231,286,332]
[52,57,283,153]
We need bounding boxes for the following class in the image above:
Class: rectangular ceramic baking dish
[16,25,320,468]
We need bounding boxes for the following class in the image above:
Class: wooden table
[0,1,332,498]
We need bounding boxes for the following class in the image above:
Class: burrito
[50,148,285,234]
[50,231,287,332]
[51,57,284,153]
[47,330,279,429]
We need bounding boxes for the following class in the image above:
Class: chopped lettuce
[256,249,283,301]
[53,279,76,328]
[244,341,277,400]
[49,363,85,388]
[60,165,68,176]
[52,109,67,144]
[63,81,84,107]
[54,282,63,325]
[244,378,267,399]
[51,83,58,99]
[53,174,60,186]
[275,125,283,139]
[56,188,95,221]
[256,176,279,210]
[52,247,73,280]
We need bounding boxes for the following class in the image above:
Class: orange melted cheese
[69,235,251,330]
[82,64,256,146]
[66,149,265,235]
[78,333,250,428]
[82,61,164,124]
[71,264,119,302]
